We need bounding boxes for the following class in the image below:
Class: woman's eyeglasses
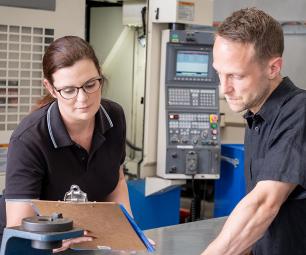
[53,76,103,100]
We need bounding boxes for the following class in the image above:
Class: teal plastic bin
[214,144,246,217]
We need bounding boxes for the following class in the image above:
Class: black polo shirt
[244,77,306,255]
[0,99,126,239]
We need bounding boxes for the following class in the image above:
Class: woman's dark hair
[35,36,102,109]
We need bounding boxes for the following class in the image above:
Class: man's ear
[268,57,282,80]
[43,79,57,98]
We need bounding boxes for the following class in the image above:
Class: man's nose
[219,76,233,95]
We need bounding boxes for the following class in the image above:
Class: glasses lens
[60,87,78,99]
[83,78,102,94]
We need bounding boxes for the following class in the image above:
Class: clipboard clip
[64,185,88,202]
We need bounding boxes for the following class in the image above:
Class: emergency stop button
[209,114,218,123]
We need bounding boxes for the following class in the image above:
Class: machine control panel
[157,30,220,179]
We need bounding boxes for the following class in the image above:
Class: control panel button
[201,130,208,138]
[169,114,179,120]
[209,114,218,123]
[212,129,218,135]
[170,135,179,143]
[171,153,178,158]
[211,123,217,129]
[170,166,177,173]
[182,137,189,144]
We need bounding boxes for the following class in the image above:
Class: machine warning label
[177,1,194,22]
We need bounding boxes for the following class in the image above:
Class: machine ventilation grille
[0,24,54,131]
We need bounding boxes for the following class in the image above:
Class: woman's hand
[148,238,156,246]
[53,230,94,253]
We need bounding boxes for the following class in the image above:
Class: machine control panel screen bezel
[166,43,216,83]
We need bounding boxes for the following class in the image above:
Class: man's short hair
[216,7,284,61]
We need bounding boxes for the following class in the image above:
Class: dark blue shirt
[244,77,306,255]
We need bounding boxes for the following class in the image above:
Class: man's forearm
[203,197,276,254]
[201,181,295,255]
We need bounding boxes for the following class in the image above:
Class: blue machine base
[0,226,83,255]
[214,144,246,217]
[128,179,181,230]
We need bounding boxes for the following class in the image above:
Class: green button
[211,123,217,129]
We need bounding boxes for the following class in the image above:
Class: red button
[209,114,218,123]
[169,114,179,120]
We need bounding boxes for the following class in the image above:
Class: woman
[0,36,132,250]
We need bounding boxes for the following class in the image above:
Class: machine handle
[221,156,239,168]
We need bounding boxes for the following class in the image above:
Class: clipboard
[31,200,154,252]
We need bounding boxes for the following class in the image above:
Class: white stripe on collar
[47,103,113,149]
[47,101,58,148]
[100,105,114,128]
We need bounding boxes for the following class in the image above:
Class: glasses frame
[53,76,103,100]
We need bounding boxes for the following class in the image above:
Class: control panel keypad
[168,88,216,107]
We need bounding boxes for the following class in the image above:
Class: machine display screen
[176,51,209,77]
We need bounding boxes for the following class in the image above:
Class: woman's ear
[43,79,57,98]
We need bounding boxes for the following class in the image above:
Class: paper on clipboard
[31,200,154,252]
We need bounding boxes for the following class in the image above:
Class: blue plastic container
[214,144,246,217]
[127,179,180,230]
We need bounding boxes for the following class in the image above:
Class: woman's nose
[76,87,89,101]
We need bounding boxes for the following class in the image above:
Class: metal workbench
[62,217,226,255]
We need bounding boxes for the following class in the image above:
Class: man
[202,8,306,255]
